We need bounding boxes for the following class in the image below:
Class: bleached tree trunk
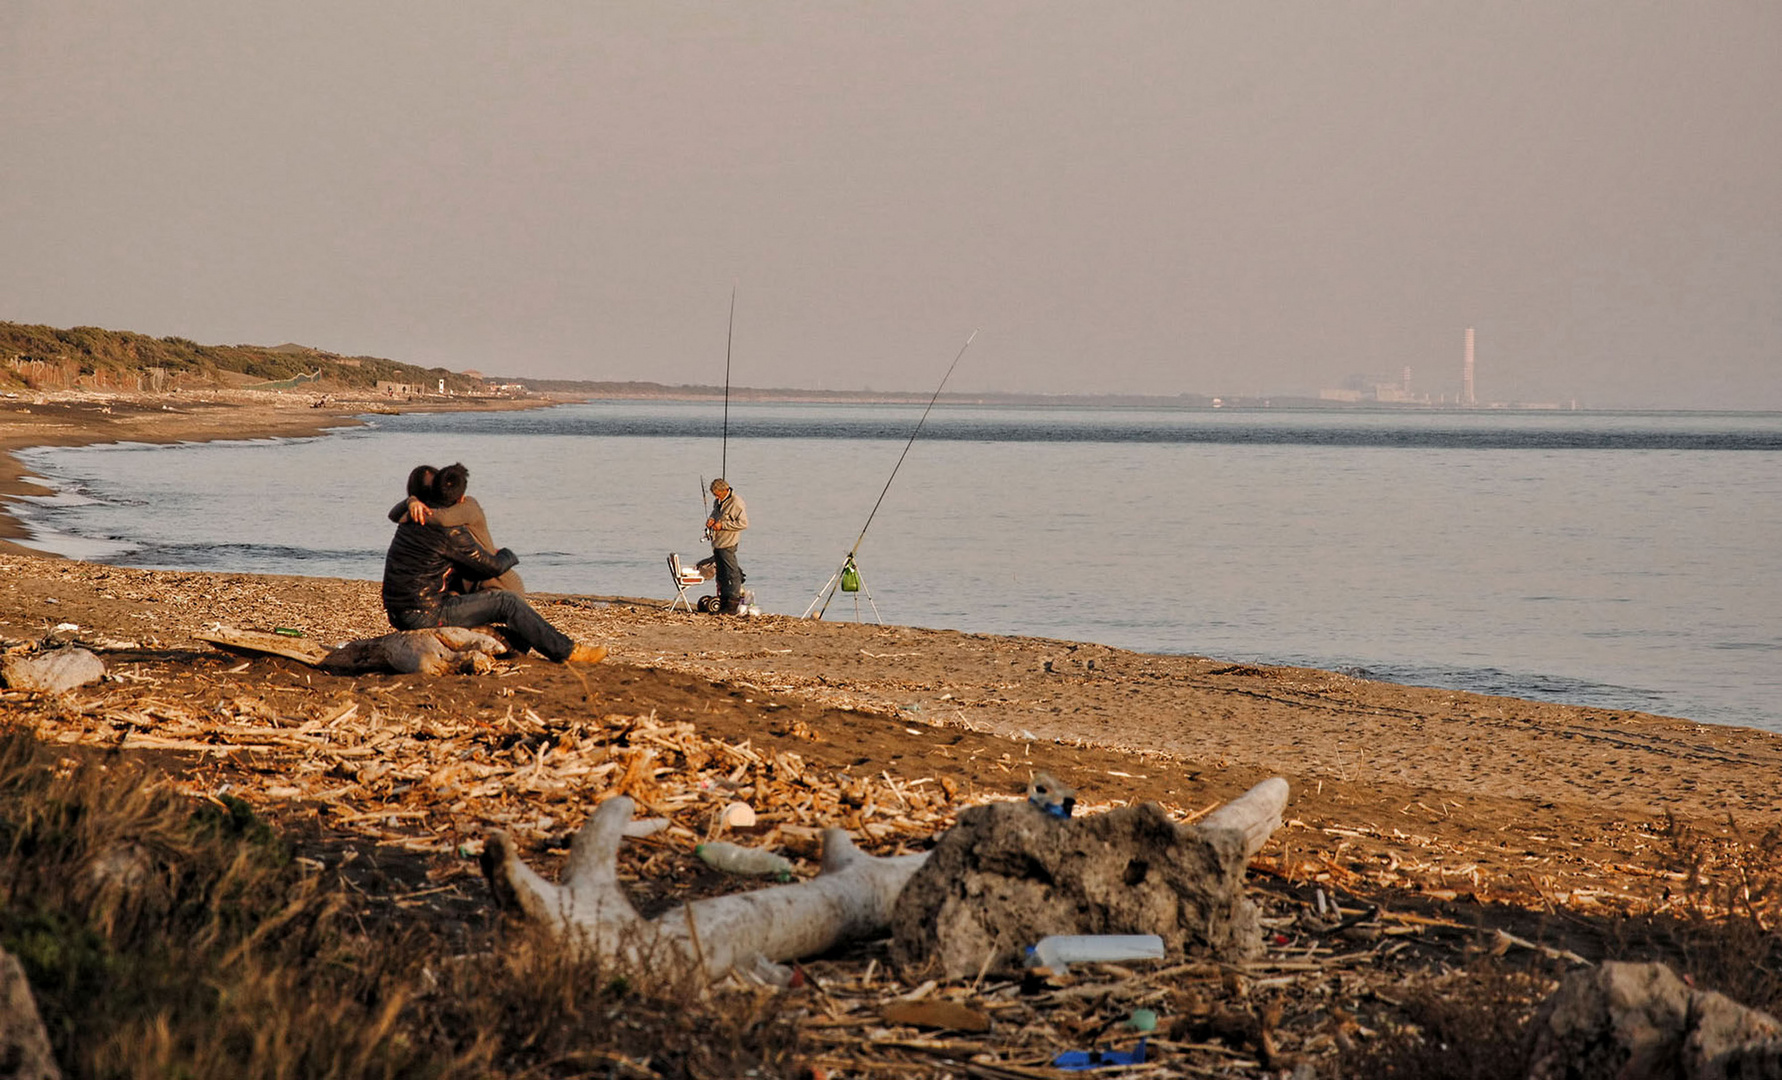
[482,796,929,978]
[484,778,1290,981]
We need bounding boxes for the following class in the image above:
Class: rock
[889,800,1262,978]
[1,647,104,695]
[320,627,509,675]
[0,947,61,1079]
[1526,961,1782,1080]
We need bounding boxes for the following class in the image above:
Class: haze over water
[13,402,1782,732]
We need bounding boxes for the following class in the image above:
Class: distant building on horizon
[1463,327,1476,406]
[1319,366,1422,404]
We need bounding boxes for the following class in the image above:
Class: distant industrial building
[1320,366,1424,403]
[1463,327,1476,406]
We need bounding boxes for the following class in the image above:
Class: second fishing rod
[803,328,979,621]
[702,284,738,544]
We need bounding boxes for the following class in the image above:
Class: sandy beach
[5,391,1782,1075]
[4,392,1779,905]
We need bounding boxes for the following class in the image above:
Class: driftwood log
[321,627,509,675]
[482,796,929,979]
[483,780,1288,982]
[891,777,1290,977]
[198,624,512,675]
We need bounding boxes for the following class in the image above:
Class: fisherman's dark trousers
[712,546,743,612]
[419,590,575,661]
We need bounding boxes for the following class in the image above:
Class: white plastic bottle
[1027,934,1165,973]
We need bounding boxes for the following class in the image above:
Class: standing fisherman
[705,478,749,614]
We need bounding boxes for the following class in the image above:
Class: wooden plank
[194,626,331,665]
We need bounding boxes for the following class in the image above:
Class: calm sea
[12,402,1782,732]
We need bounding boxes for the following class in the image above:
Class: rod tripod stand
[802,558,882,623]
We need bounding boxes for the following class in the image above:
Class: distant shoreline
[0,388,559,556]
[497,382,1782,415]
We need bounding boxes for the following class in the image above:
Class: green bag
[840,560,861,593]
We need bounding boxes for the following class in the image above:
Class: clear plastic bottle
[1026,934,1165,973]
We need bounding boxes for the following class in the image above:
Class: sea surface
[12,402,1782,732]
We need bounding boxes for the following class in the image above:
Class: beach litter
[1052,1037,1149,1070]
[1026,934,1166,975]
[1,646,105,694]
[717,799,757,828]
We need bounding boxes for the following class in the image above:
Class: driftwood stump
[1,647,105,695]
[1527,961,1782,1080]
[0,947,60,1080]
[321,627,510,675]
[890,777,1287,978]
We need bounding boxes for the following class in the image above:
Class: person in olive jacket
[381,463,604,664]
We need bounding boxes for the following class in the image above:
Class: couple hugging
[380,463,606,665]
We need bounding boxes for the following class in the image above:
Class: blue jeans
[394,591,574,662]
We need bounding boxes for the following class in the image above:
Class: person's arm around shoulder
[439,524,519,580]
[390,497,431,525]
[424,496,483,530]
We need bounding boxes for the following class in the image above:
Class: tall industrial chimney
[1462,327,1476,406]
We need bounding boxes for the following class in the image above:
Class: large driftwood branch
[482,796,929,978]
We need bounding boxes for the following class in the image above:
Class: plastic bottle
[695,841,793,880]
[1026,934,1165,973]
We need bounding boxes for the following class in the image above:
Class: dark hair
[406,465,437,500]
[434,462,469,506]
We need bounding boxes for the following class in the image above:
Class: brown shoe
[566,644,608,664]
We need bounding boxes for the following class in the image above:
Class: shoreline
[2,389,1770,744]
[0,387,567,554]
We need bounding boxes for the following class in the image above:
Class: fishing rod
[804,328,979,620]
[721,283,735,480]
[701,286,737,546]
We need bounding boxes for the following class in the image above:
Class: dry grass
[1335,814,1782,1078]
[0,723,802,1079]
[1622,813,1782,1012]
[1332,960,1553,1080]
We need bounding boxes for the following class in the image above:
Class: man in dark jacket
[381,463,604,664]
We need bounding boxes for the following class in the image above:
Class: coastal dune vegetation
[0,321,485,396]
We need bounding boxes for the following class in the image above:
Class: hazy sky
[4,3,1778,408]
